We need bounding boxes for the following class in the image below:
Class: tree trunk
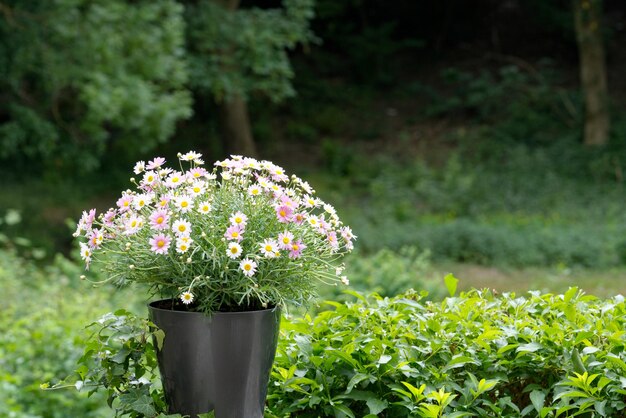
[574,0,610,146]
[214,0,257,157]
[219,94,257,157]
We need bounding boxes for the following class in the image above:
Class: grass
[429,262,626,298]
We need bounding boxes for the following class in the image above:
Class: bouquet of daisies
[74,152,355,314]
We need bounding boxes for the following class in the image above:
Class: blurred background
[1,0,626,415]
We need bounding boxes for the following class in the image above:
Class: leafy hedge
[268,289,626,417]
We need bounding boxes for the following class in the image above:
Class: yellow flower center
[282,237,290,244]
[157,217,164,224]
[265,245,272,251]
[244,264,251,271]
[232,232,239,238]
[178,225,186,232]
[181,201,189,208]
[280,210,287,217]
[131,221,137,227]
[231,247,238,253]
[181,244,188,251]
[157,240,165,248]
[193,187,201,193]
[292,244,299,251]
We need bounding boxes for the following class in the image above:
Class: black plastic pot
[148,301,281,418]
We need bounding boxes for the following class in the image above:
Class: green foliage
[186,0,315,103]
[269,289,626,417]
[0,0,191,173]
[0,242,110,416]
[424,64,581,146]
[319,247,445,302]
[60,311,170,418]
[318,140,626,268]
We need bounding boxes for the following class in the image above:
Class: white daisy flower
[247,184,262,197]
[188,181,205,197]
[259,239,279,258]
[172,219,192,236]
[133,193,153,210]
[180,151,202,161]
[124,215,143,235]
[239,258,258,277]
[197,201,212,214]
[133,161,146,174]
[79,242,92,262]
[229,211,248,227]
[176,237,193,253]
[175,195,193,213]
[307,215,320,228]
[180,291,194,305]
[227,242,243,259]
[303,195,319,208]
[165,171,184,188]
[142,171,158,186]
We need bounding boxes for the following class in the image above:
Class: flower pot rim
[147,299,280,316]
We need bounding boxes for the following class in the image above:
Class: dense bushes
[44,284,626,417]
[269,289,626,417]
[322,142,626,268]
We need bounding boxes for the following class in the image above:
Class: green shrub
[269,289,626,417]
[318,247,445,301]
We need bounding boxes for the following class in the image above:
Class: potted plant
[73,152,355,418]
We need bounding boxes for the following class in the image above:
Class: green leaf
[332,404,356,418]
[198,412,216,418]
[366,397,388,414]
[153,329,165,351]
[118,389,157,416]
[443,355,479,371]
[444,273,459,297]
[516,342,542,353]
[378,354,392,365]
[530,390,545,413]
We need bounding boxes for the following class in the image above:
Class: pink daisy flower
[87,228,104,249]
[80,209,97,230]
[293,212,305,225]
[279,194,298,209]
[149,209,170,230]
[327,231,339,249]
[224,225,244,242]
[275,205,293,223]
[149,234,171,254]
[146,157,166,170]
[188,167,209,180]
[116,194,133,213]
[289,240,306,259]
[102,209,117,227]
[278,231,294,250]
